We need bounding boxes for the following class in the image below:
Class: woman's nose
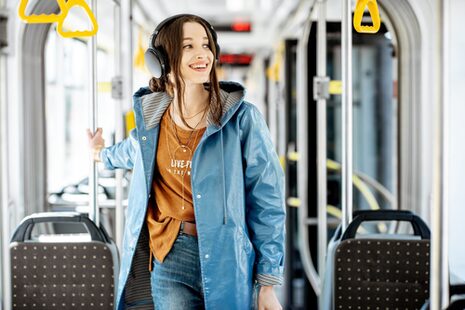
[195,53,206,59]
[194,47,208,59]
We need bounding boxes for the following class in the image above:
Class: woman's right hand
[87,128,105,162]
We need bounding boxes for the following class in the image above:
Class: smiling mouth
[189,63,209,70]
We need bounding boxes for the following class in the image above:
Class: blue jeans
[150,232,204,309]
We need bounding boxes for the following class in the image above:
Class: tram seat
[10,212,119,310]
[322,210,431,310]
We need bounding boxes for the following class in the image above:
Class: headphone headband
[151,14,216,46]
[145,14,220,78]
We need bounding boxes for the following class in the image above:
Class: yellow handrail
[327,159,388,233]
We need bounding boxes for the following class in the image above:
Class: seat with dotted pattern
[10,212,119,310]
[323,210,431,310]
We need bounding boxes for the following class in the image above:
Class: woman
[87,14,285,310]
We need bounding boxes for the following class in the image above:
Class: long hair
[148,15,222,128]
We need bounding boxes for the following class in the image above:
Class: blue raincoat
[100,81,285,309]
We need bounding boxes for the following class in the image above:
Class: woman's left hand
[257,285,282,310]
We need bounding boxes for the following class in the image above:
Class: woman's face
[180,22,214,85]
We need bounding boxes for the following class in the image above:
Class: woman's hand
[86,128,105,162]
[257,286,282,310]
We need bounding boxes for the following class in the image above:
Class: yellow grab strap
[18,0,98,38]
[353,0,381,34]
[18,0,65,23]
[56,0,98,38]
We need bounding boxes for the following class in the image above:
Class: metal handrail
[341,0,353,232]
[296,2,321,296]
[88,0,99,227]
[117,0,134,249]
[113,0,124,252]
[1,39,12,310]
[315,0,329,307]
[430,0,449,309]
[327,159,396,207]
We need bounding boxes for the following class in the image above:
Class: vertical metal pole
[316,0,328,305]
[1,38,12,310]
[1,2,12,308]
[118,0,133,246]
[341,0,353,231]
[122,0,133,110]
[430,0,449,309]
[297,13,321,296]
[114,3,124,250]
[88,0,99,227]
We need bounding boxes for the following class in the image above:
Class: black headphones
[144,14,220,79]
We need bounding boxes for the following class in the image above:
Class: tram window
[45,30,116,196]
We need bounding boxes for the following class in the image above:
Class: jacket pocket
[239,228,253,255]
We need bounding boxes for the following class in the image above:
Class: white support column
[116,0,133,249]
[113,1,125,253]
[297,6,321,296]
[88,0,99,226]
[430,0,449,309]
[341,0,353,231]
[315,0,328,306]
[1,4,12,307]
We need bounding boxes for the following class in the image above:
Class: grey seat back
[11,242,115,309]
[10,212,119,310]
[334,238,430,309]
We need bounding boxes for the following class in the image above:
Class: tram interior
[1,0,465,309]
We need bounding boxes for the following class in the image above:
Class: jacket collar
[135,81,246,132]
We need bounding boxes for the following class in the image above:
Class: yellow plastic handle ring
[353,0,381,34]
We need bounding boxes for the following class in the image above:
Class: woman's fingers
[86,127,103,141]
[87,128,105,151]
[86,128,103,138]
[92,127,103,137]
[87,128,104,162]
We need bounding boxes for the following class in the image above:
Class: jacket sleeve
[240,103,286,285]
[100,128,138,170]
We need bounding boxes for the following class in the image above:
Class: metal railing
[296,2,321,296]
[88,0,99,227]
[430,0,450,309]
[341,0,353,232]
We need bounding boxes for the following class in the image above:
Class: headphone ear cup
[215,43,220,61]
[144,47,169,79]
[208,27,220,61]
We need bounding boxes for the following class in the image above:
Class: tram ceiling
[137,0,302,52]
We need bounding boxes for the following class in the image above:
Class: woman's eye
[203,44,210,48]
[183,44,192,49]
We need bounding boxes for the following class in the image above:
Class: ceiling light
[226,0,244,12]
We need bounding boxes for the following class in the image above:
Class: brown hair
[148,15,222,128]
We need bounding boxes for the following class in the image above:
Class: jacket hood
[134,81,246,131]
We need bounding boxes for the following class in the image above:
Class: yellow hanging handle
[18,0,65,23]
[18,0,98,38]
[56,0,98,38]
[353,0,381,34]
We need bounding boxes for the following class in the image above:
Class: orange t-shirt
[146,109,206,264]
